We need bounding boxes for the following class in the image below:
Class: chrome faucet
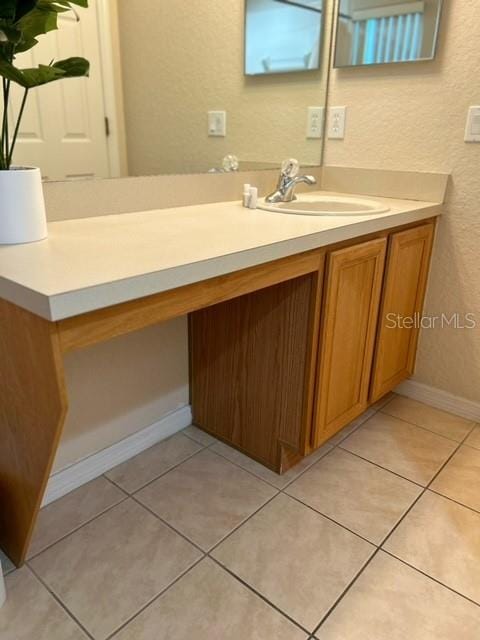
[265,159,317,204]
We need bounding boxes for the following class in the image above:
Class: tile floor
[1,394,480,639]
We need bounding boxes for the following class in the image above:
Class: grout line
[27,494,130,562]
[462,441,480,453]
[106,445,206,496]
[206,491,281,555]
[129,494,207,555]
[379,408,475,444]
[103,555,206,640]
[210,441,332,491]
[209,556,312,636]
[311,548,382,635]
[282,492,377,548]
[311,404,479,635]
[27,563,96,640]
[336,445,426,487]
[379,421,472,549]
[181,430,214,448]
[19,399,477,640]
[426,487,480,516]
[24,431,208,563]
[381,549,480,609]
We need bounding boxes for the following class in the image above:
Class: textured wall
[54,321,189,472]
[325,0,480,402]
[117,0,332,175]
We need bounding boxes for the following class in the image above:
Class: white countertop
[0,191,441,321]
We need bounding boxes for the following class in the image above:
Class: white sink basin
[258,194,390,216]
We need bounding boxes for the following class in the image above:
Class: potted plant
[0,0,90,244]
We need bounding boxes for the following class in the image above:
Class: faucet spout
[265,167,317,204]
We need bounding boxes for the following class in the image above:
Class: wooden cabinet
[190,251,325,472]
[190,220,436,474]
[370,223,435,402]
[312,238,387,448]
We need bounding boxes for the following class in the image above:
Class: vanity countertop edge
[0,191,442,322]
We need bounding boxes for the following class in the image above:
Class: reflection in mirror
[8,0,334,182]
[245,0,325,75]
[334,0,443,68]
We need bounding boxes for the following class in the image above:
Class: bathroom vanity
[0,191,439,566]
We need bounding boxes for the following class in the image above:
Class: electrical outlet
[465,106,480,142]
[306,106,325,139]
[328,106,347,139]
[208,111,227,137]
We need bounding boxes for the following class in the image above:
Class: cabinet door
[370,223,435,403]
[313,238,387,447]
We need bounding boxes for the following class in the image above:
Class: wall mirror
[8,0,335,182]
[334,0,443,68]
[245,0,325,76]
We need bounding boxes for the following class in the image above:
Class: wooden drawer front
[370,223,435,402]
[313,238,387,447]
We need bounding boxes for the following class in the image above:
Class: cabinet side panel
[190,273,319,470]
[0,299,68,565]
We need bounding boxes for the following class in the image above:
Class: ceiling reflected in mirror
[334,0,443,68]
[245,0,325,75]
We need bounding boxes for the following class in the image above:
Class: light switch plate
[328,106,347,139]
[208,111,227,137]
[306,106,325,139]
[465,106,480,142]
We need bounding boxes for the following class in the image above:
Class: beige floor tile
[324,409,377,447]
[28,477,125,558]
[211,441,332,489]
[212,494,374,632]
[1,548,15,575]
[112,558,307,640]
[0,566,88,640]
[316,552,480,640]
[384,492,480,604]
[136,449,276,550]
[341,413,457,485]
[106,433,202,493]
[182,425,217,446]
[30,499,201,640]
[382,396,475,442]
[465,425,480,450]
[286,449,422,544]
[431,445,480,512]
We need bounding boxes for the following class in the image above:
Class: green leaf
[0,56,26,84]
[17,7,59,41]
[0,24,22,44]
[52,56,89,78]
[0,55,89,88]
[15,0,38,21]
[0,1,16,21]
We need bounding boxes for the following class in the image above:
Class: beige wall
[53,321,189,472]
[325,0,480,402]
[116,0,332,175]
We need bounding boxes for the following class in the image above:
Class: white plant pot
[0,167,47,244]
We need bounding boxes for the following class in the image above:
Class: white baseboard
[395,380,480,422]
[43,405,192,507]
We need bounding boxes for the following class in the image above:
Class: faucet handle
[280,158,299,179]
